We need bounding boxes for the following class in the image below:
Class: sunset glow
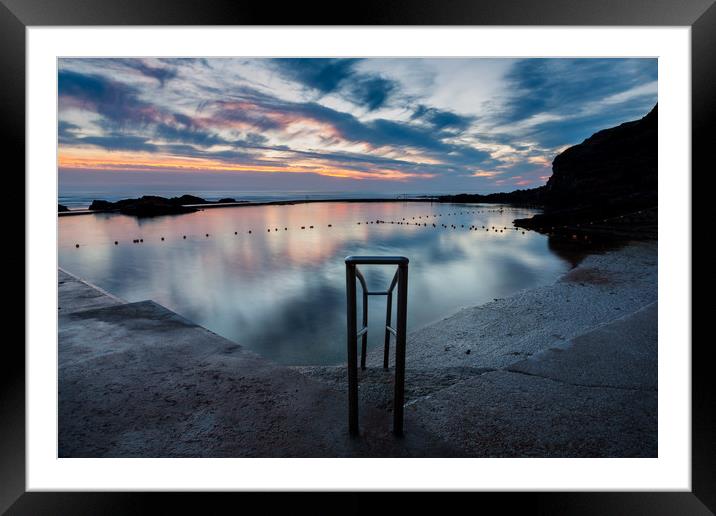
[58,58,657,194]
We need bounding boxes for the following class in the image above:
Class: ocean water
[58,201,572,365]
[58,188,424,209]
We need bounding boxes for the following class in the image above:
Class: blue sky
[58,57,657,194]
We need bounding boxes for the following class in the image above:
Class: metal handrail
[345,255,409,437]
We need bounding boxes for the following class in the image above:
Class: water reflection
[58,202,572,365]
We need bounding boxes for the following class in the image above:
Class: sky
[58,57,657,196]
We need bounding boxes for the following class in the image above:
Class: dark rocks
[58,204,69,212]
[172,194,207,205]
[87,194,251,217]
[547,105,657,209]
[438,187,545,206]
[88,199,116,211]
[88,195,212,217]
[88,196,198,217]
[515,107,658,239]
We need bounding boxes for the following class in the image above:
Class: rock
[514,105,657,235]
[88,199,115,211]
[217,197,236,203]
[89,196,198,217]
[546,105,656,209]
[438,187,545,206]
[58,204,69,212]
[170,194,207,205]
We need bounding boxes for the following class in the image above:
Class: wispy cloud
[58,57,657,193]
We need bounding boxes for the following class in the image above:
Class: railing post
[383,292,392,369]
[393,263,409,436]
[345,256,408,437]
[345,263,359,437]
[361,289,368,370]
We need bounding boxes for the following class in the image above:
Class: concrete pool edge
[57,269,459,457]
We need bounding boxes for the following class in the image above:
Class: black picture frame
[5,0,712,513]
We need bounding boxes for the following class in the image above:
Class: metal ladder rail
[345,256,409,437]
[353,267,399,370]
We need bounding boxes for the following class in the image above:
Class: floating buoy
[161,237,164,241]
[310,225,314,229]
[267,229,270,232]
[140,239,143,242]
[248,230,252,234]
[114,241,118,245]
[285,227,288,230]
[75,244,79,248]
[234,231,238,235]
[183,235,186,239]
[328,224,332,227]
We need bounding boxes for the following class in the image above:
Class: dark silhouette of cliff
[440,105,658,239]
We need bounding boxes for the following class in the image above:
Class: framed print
[5,0,713,513]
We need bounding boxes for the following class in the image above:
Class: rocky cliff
[440,105,658,238]
[515,105,657,236]
[544,104,657,210]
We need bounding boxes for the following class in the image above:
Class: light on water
[58,202,572,365]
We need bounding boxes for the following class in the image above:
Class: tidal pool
[58,201,572,365]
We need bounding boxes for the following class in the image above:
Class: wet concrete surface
[58,270,458,457]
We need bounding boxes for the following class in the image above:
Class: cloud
[411,105,474,131]
[57,57,658,192]
[117,59,177,86]
[59,70,159,126]
[73,134,159,153]
[483,58,657,151]
[497,58,657,125]
[271,58,398,111]
[345,76,396,110]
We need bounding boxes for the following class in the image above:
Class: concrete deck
[410,302,657,457]
[58,269,457,457]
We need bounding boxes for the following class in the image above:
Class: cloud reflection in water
[59,202,571,365]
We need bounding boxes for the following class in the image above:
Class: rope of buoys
[73,204,568,249]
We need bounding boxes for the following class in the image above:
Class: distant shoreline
[56,196,469,217]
